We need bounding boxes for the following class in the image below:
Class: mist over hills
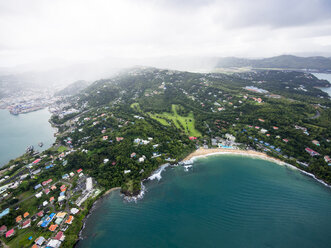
[1,55,331,99]
[216,55,331,72]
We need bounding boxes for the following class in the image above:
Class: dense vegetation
[55,67,331,186]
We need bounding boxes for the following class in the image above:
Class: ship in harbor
[26,145,34,153]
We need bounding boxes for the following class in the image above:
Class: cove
[77,155,331,248]
[0,109,56,166]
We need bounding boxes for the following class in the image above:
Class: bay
[0,108,56,166]
[77,155,331,248]
[313,73,331,97]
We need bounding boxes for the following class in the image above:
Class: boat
[38,142,43,147]
[26,145,34,153]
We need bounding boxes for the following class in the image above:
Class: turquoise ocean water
[0,108,56,166]
[77,155,331,248]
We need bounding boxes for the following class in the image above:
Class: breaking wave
[148,163,170,181]
[124,182,146,203]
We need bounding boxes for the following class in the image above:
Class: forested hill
[55,80,90,96]
[48,67,331,196]
[216,55,331,72]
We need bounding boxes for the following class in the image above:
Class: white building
[86,177,93,191]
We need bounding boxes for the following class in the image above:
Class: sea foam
[148,163,170,181]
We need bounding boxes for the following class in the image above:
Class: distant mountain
[55,80,91,96]
[216,55,331,72]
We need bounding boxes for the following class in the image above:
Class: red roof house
[0,225,7,235]
[6,229,15,238]
[37,211,44,217]
[22,219,31,229]
[54,231,65,241]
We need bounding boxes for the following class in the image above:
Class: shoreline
[76,148,330,246]
[103,187,121,196]
[75,187,121,246]
[182,148,331,188]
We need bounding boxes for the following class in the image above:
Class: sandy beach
[183,148,331,188]
[103,187,121,196]
[183,148,287,165]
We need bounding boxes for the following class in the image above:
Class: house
[305,147,320,156]
[0,225,7,235]
[32,159,41,164]
[116,137,124,142]
[56,212,67,219]
[312,140,320,146]
[282,139,289,143]
[44,188,50,194]
[70,208,79,215]
[273,126,279,130]
[324,156,331,165]
[22,219,31,229]
[35,236,46,246]
[130,152,136,158]
[42,179,52,186]
[211,139,218,146]
[77,168,83,174]
[37,211,44,217]
[138,157,145,163]
[258,118,265,122]
[260,128,268,134]
[35,192,43,198]
[43,200,48,206]
[55,218,64,225]
[60,185,67,192]
[49,224,58,232]
[62,174,69,180]
[34,184,42,190]
[46,239,61,248]
[189,136,197,140]
[65,215,74,224]
[54,231,65,241]
[58,195,65,202]
[5,229,15,238]
[50,196,55,203]
[51,185,57,191]
[102,136,108,141]
[23,212,29,218]
[225,133,236,142]
[69,172,75,177]
[16,215,22,223]
[124,170,131,174]
[86,177,93,191]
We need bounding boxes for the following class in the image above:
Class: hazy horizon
[0,0,331,70]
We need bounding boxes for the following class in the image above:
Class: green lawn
[130,102,142,112]
[149,105,201,137]
[6,227,52,248]
[57,146,68,153]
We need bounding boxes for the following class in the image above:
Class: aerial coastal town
[0,147,102,247]
[0,89,62,115]
[0,67,330,247]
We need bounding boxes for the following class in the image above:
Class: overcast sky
[1,0,331,67]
